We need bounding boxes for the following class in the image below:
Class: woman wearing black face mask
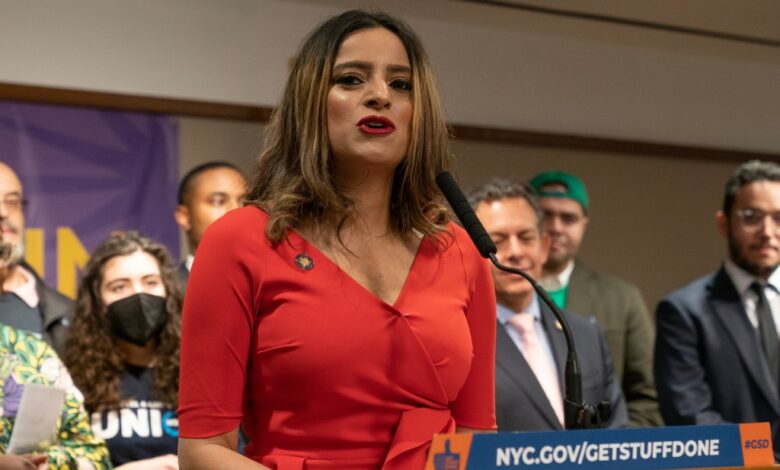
[64,231,182,470]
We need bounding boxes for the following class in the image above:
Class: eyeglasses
[734,209,780,231]
[0,194,27,214]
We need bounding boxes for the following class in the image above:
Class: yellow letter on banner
[57,227,89,299]
[23,228,45,278]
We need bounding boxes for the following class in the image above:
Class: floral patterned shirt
[0,323,111,469]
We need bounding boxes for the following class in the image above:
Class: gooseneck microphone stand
[436,171,610,429]
[487,252,610,429]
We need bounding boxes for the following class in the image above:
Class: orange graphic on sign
[426,433,473,470]
[739,422,774,467]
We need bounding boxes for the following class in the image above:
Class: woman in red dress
[177,10,496,470]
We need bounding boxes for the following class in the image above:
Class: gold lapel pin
[294,253,314,271]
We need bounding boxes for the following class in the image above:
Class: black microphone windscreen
[436,172,497,259]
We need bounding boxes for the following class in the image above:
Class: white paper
[7,383,66,454]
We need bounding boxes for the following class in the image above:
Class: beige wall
[2,0,778,154]
[2,0,770,316]
[178,117,265,177]
[179,116,740,314]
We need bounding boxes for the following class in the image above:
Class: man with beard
[655,160,780,460]
[529,171,660,427]
[0,162,71,355]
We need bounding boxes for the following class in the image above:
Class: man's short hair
[467,177,544,233]
[723,160,780,215]
[178,161,244,205]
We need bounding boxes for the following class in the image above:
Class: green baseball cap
[529,171,589,211]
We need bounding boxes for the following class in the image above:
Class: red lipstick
[357,115,396,135]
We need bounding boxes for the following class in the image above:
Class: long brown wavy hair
[245,10,452,245]
[64,231,182,413]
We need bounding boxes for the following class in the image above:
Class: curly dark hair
[64,231,182,413]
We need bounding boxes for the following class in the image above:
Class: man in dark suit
[470,178,627,431]
[0,162,71,355]
[656,160,780,460]
[174,161,247,287]
[529,171,660,427]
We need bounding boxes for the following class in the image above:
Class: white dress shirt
[723,259,780,338]
[540,260,575,291]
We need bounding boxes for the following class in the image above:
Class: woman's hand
[0,454,48,470]
[114,454,179,470]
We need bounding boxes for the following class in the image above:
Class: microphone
[435,172,496,258]
[436,171,608,429]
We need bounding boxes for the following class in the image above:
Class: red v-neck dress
[178,206,496,469]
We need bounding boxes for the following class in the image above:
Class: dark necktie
[751,282,780,383]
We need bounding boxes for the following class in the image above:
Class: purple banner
[0,100,179,298]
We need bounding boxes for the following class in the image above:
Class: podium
[425,423,775,469]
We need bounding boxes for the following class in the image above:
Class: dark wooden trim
[0,82,273,121]
[1,82,778,162]
[450,125,780,163]
[459,0,780,49]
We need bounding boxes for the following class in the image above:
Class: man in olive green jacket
[530,171,661,427]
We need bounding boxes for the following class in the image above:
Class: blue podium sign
[426,423,773,469]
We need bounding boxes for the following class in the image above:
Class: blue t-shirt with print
[90,364,178,465]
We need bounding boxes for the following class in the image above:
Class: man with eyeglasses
[0,162,72,356]
[656,160,780,460]
[529,171,661,427]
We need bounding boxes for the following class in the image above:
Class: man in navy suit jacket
[470,178,627,431]
[656,160,780,461]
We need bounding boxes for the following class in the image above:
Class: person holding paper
[0,453,47,469]
[0,322,111,469]
[64,231,182,469]
[0,228,109,468]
